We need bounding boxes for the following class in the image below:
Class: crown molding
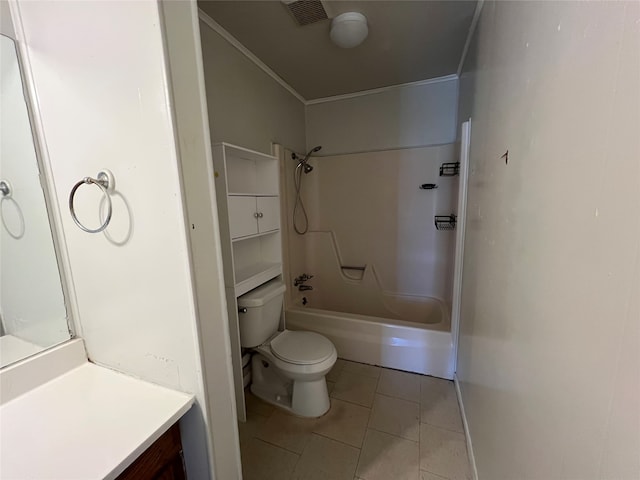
[198,9,306,104]
[305,74,459,106]
[457,0,485,76]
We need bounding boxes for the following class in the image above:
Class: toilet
[237,279,337,417]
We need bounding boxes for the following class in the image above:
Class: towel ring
[0,179,25,239]
[69,169,115,233]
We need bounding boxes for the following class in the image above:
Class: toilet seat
[270,330,334,365]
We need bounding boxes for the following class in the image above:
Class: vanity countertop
[0,362,194,479]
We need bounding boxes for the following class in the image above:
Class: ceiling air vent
[282,0,329,26]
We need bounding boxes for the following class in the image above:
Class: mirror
[0,34,70,367]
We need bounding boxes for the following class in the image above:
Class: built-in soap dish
[341,265,365,280]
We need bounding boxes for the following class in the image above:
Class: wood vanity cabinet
[117,424,186,480]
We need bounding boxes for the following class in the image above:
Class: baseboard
[454,374,478,480]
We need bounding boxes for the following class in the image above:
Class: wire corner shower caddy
[434,214,457,231]
[439,162,460,177]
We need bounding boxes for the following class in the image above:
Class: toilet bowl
[238,279,337,417]
[251,330,337,417]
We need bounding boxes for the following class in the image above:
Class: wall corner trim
[198,8,307,105]
[454,374,479,480]
[457,0,485,77]
[305,74,459,106]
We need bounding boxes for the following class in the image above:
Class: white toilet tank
[237,279,286,348]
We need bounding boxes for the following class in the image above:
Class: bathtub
[285,296,454,379]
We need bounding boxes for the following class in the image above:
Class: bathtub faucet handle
[294,273,313,286]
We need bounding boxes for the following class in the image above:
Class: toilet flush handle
[238,307,247,314]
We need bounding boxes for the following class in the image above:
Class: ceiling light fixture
[330,12,368,48]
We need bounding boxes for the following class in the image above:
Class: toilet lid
[271,330,335,365]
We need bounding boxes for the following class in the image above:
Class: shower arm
[292,146,322,164]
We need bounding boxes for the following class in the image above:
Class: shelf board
[227,192,279,197]
[232,229,279,243]
[215,142,277,162]
[235,262,282,296]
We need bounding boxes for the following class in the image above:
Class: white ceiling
[198,1,477,100]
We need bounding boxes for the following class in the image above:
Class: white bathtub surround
[1,360,193,479]
[290,231,455,323]
[284,145,459,304]
[280,144,459,379]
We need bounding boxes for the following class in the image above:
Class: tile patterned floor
[239,359,471,480]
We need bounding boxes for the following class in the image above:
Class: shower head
[292,145,323,162]
[302,145,322,164]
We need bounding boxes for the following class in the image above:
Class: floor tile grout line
[373,390,421,405]
[329,393,375,409]
[340,359,383,379]
[244,415,369,470]
[368,376,422,443]
[357,401,372,473]
[338,370,381,381]
[419,467,452,480]
[365,425,419,444]
[350,367,381,480]
[353,432,364,478]
[290,440,304,479]
[251,436,305,457]
[419,420,465,435]
[310,430,365,451]
[418,468,451,480]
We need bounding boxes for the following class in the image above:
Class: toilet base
[291,378,330,417]
[250,353,331,418]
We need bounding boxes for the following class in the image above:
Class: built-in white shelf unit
[212,143,282,421]
[213,143,282,296]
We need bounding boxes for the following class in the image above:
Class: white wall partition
[14,1,224,477]
[456,1,640,478]
[160,2,242,478]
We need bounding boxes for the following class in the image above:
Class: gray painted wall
[305,77,458,155]
[199,22,306,156]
